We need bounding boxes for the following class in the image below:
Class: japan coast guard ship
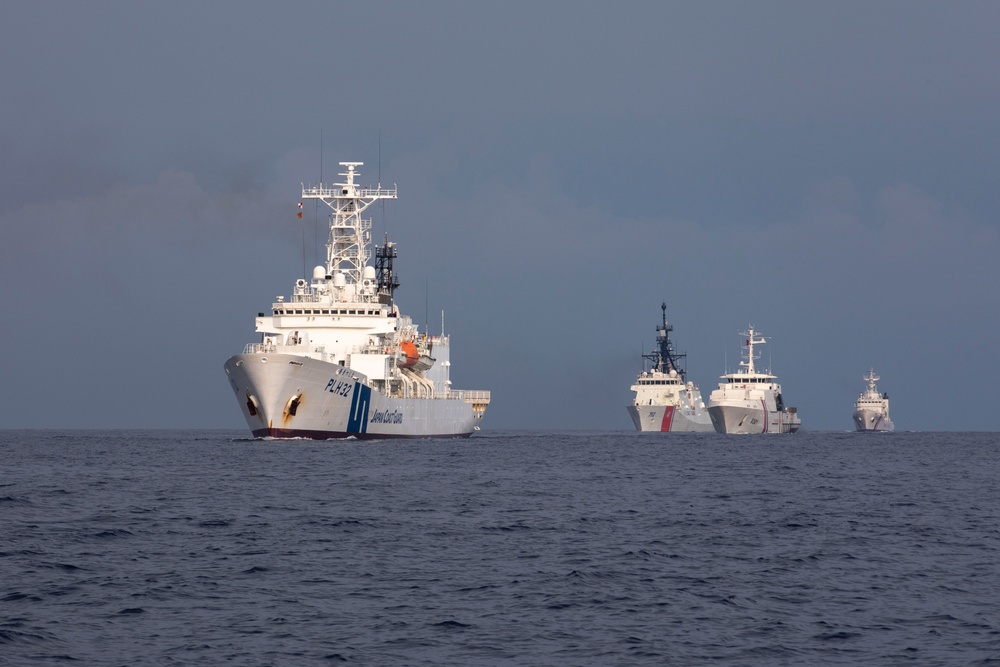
[706,326,801,434]
[627,303,713,432]
[853,369,894,432]
[224,162,490,439]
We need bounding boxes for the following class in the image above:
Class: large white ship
[627,303,713,432]
[706,326,801,434]
[224,161,490,439]
[853,369,893,432]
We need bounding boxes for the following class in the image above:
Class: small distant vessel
[224,161,490,439]
[706,325,801,434]
[853,369,893,432]
[627,302,713,432]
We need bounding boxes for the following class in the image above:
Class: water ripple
[1,429,999,665]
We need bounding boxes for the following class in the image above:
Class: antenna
[378,130,384,238]
[640,301,686,379]
[317,129,323,266]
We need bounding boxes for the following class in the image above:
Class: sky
[2,1,999,432]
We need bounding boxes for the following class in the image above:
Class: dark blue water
[2,430,998,665]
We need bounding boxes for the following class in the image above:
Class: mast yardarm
[301,162,397,296]
[642,301,687,379]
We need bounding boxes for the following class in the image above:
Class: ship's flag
[297,202,303,219]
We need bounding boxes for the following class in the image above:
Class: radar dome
[312,266,326,281]
[362,266,377,281]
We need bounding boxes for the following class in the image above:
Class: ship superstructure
[853,369,893,432]
[706,325,800,434]
[224,162,489,438]
[627,303,713,432]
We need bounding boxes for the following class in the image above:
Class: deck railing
[452,390,491,402]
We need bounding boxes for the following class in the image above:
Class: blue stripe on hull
[347,382,371,434]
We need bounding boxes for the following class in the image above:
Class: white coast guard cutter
[627,302,713,432]
[853,369,893,432]
[224,162,489,439]
[706,326,801,434]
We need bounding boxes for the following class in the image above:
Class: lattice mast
[374,233,400,304]
[642,302,687,378]
[301,162,397,300]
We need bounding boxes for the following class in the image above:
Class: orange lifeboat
[398,341,419,368]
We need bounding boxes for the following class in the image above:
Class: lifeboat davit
[397,341,419,368]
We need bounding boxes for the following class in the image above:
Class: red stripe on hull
[660,406,675,432]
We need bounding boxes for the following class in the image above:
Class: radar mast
[642,302,687,379]
[301,162,397,302]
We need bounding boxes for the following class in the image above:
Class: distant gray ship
[853,369,893,432]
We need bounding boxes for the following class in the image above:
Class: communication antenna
[301,215,307,280]
[640,301,687,379]
[378,130,384,238]
[317,128,323,266]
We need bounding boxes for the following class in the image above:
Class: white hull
[853,409,894,433]
[224,161,489,439]
[225,353,482,439]
[628,303,712,432]
[707,401,800,434]
[853,370,893,432]
[706,326,801,434]
[627,404,714,432]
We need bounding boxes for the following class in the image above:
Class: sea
[1,429,998,666]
